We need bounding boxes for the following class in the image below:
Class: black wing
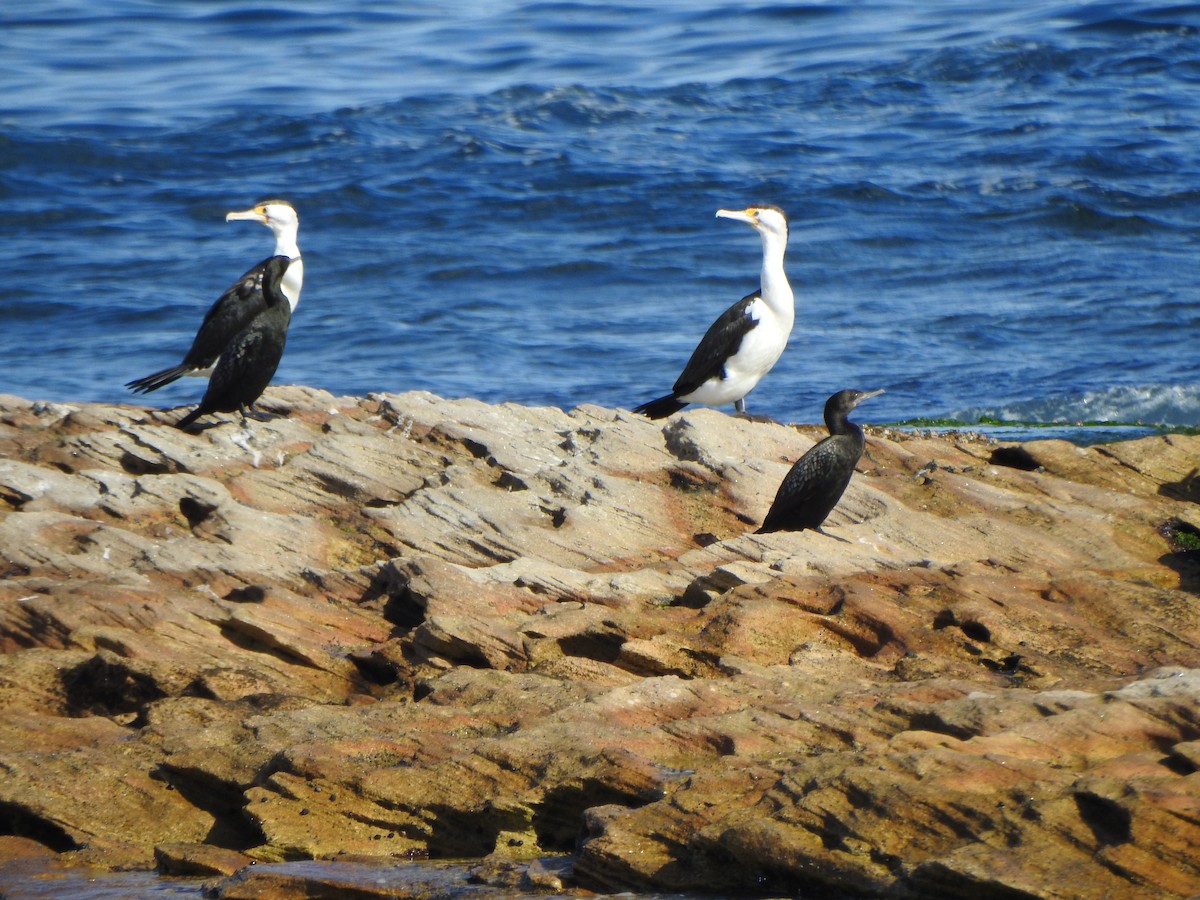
[671,291,760,397]
[179,256,275,369]
[127,257,275,394]
[758,437,857,533]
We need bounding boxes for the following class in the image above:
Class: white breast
[681,298,792,406]
[281,256,304,311]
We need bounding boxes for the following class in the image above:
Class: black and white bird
[633,205,793,419]
[127,199,303,394]
[176,256,294,430]
[757,388,884,534]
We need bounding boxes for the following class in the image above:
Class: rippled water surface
[2,1,1198,434]
[0,857,758,900]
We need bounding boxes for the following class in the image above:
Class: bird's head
[226,199,299,237]
[828,388,885,417]
[715,204,788,241]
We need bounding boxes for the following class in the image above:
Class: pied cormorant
[634,205,793,419]
[176,255,294,430]
[127,199,302,394]
[757,388,884,533]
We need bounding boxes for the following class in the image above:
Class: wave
[951,384,1200,428]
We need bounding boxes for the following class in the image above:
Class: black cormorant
[634,205,793,419]
[757,388,884,533]
[127,199,302,394]
[175,255,294,430]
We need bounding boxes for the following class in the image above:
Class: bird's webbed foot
[239,404,278,423]
[732,398,777,423]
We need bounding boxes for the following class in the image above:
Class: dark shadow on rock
[1159,518,1200,594]
[1074,791,1132,847]
[119,450,175,476]
[989,445,1041,471]
[180,496,219,528]
[347,646,408,688]
[217,623,323,671]
[359,562,426,631]
[0,801,80,853]
[1160,550,1200,594]
[224,584,267,603]
[557,629,625,664]
[62,654,166,718]
[1159,467,1200,503]
[424,805,507,859]
[533,781,662,852]
[152,764,266,851]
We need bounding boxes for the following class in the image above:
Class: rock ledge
[1,387,1199,899]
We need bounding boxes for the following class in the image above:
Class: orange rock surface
[1,387,1198,898]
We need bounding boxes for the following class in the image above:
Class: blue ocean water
[1,1,1199,434]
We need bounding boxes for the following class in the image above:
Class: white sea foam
[955,384,1200,428]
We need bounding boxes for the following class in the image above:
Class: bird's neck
[272,225,300,260]
[825,414,863,441]
[758,232,793,320]
[271,226,303,311]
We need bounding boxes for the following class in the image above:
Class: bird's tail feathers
[126,365,193,394]
[175,407,204,431]
[632,395,687,420]
[756,510,814,534]
[756,513,783,534]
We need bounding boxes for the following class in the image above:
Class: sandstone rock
[154,841,254,877]
[213,857,502,899]
[1,387,1199,897]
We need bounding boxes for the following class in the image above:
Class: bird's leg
[240,403,275,423]
[733,397,777,424]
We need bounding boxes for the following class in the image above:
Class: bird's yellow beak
[715,207,758,226]
[226,206,267,224]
